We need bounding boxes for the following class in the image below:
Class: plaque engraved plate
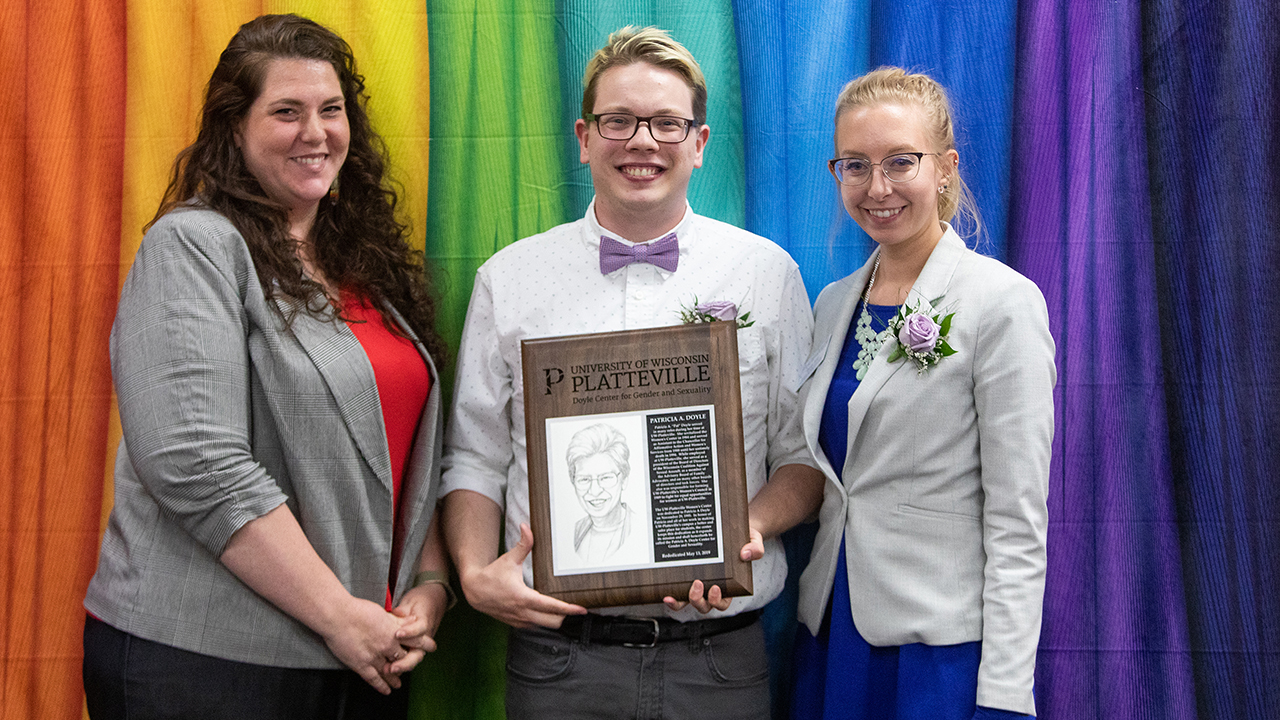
[521,322,752,608]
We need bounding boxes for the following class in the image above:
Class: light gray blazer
[84,208,444,669]
[795,227,1055,715]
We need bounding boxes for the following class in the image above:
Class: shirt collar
[583,198,694,250]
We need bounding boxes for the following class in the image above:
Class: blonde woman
[792,67,1055,720]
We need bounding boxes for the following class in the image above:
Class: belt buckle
[621,618,660,648]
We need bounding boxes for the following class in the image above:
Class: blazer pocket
[895,503,980,523]
[891,503,986,608]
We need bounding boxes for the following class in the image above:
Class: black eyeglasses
[828,152,939,185]
[586,113,698,143]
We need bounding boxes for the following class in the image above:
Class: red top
[342,293,430,608]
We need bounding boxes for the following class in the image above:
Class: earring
[938,185,946,195]
[328,177,339,201]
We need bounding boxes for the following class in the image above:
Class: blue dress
[790,300,1032,720]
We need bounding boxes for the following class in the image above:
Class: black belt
[556,610,760,648]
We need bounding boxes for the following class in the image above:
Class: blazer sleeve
[971,270,1056,713]
[110,210,289,557]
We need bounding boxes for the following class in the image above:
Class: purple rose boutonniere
[886,299,956,374]
[678,297,755,328]
[697,300,738,321]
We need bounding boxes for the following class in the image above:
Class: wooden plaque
[521,322,752,608]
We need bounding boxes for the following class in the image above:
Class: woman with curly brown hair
[82,14,450,719]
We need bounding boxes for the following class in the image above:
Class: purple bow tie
[599,233,679,274]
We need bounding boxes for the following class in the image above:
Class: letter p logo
[543,367,564,395]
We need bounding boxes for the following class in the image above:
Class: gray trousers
[505,618,771,720]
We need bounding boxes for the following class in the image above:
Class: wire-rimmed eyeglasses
[828,152,939,186]
[571,471,621,491]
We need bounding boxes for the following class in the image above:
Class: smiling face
[571,453,627,523]
[575,62,709,240]
[835,102,957,255]
[236,57,349,238]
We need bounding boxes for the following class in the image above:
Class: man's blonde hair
[582,26,707,125]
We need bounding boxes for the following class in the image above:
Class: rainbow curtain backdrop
[2,1,1277,719]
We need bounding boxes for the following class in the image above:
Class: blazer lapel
[804,251,877,487]
[842,228,966,481]
[906,227,966,314]
[278,297,394,493]
[381,303,441,511]
[842,332,910,479]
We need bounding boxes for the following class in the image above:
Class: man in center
[440,26,824,718]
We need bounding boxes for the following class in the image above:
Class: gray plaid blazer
[85,208,443,668]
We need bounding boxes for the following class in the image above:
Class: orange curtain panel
[0,1,125,719]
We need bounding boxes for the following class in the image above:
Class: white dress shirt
[441,201,816,619]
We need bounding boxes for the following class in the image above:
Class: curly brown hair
[150,13,447,365]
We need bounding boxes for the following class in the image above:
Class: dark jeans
[505,617,771,720]
[83,616,409,720]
